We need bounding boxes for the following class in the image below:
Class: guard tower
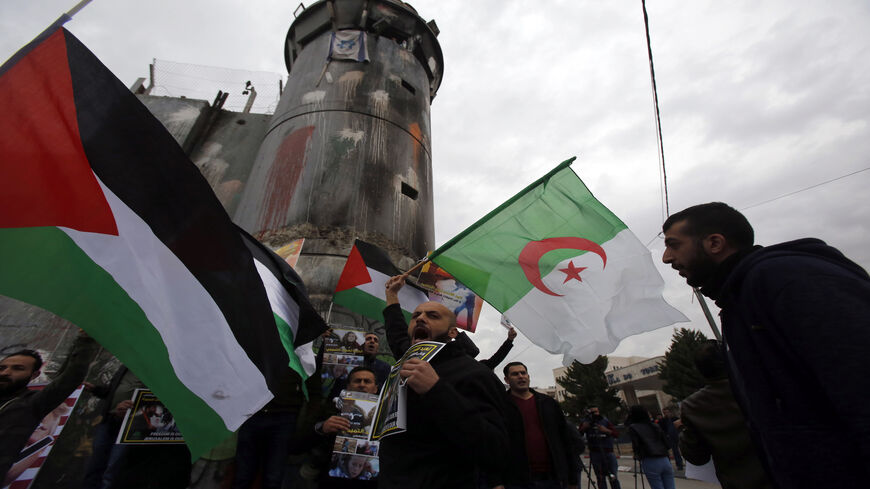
[234,0,443,323]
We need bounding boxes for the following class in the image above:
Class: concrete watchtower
[234,0,443,321]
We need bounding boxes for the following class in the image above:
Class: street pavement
[576,458,722,489]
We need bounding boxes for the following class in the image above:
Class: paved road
[576,460,722,489]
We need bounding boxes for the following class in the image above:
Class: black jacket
[504,390,579,485]
[379,304,510,489]
[0,334,97,480]
[704,239,870,488]
[628,422,669,459]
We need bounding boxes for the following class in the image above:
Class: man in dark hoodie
[662,202,870,488]
[380,273,509,489]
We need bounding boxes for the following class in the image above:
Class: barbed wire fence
[149,59,284,115]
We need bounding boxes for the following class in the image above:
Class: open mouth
[412,326,429,342]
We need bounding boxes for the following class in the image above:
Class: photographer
[579,406,621,489]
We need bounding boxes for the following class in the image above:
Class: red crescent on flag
[518,237,607,296]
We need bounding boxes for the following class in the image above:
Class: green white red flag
[0,25,324,458]
[428,158,687,363]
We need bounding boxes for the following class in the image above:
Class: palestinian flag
[239,228,327,392]
[429,158,688,364]
[0,25,319,458]
[333,239,428,322]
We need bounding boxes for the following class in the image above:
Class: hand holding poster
[3,385,83,489]
[320,325,366,397]
[116,389,184,444]
[370,341,444,441]
[329,389,380,481]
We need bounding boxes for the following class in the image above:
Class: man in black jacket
[380,274,510,489]
[1,330,98,484]
[662,202,870,488]
[503,361,578,489]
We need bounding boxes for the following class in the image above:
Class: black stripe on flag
[238,227,328,346]
[60,29,293,392]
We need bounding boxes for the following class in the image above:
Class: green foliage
[557,355,623,421]
[658,328,709,402]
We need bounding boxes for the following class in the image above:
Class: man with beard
[379,274,509,489]
[662,202,870,488]
[313,367,379,488]
[0,331,97,483]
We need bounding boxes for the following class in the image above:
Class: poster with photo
[3,385,83,489]
[415,261,483,332]
[322,326,365,355]
[274,238,304,269]
[370,341,444,441]
[116,389,184,444]
[320,325,366,397]
[328,390,380,481]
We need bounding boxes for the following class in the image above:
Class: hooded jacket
[703,238,870,488]
[379,304,510,489]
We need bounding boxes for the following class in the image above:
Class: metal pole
[693,288,722,341]
[65,0,94,18]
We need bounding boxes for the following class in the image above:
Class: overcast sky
[3,0,869,386]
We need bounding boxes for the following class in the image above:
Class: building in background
[553,356,670,415]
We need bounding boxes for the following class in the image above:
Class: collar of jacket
[700,245,762,304]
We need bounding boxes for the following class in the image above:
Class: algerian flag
[0,26,324,458]
[429,158,688,364]
[333,239,428,322]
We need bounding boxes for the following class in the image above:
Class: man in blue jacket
[662,202,870,488]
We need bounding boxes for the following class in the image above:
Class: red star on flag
[560,261,587,283]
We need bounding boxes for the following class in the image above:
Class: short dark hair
[503,361,527,377]
[3,349,43,373]
[626,405,651,425]
[347,366,376,383]
[663,202,754,250]
[693,340,727,381]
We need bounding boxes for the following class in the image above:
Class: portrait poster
[369,341,444,441]
[320,325,366,397]
[328,390,380,481]
[116,389,184,444]
[415,261,483,332]
[3,385,83,489]
[274,238,304,269]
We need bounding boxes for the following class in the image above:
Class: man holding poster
[378,274,509,489]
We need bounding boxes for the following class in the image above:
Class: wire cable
[641,0,670,219]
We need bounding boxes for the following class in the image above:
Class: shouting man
[379,274,510,489]
[662,202,870,488]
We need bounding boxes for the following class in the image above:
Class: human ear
[447,327,458,339]
[703,234,727,256]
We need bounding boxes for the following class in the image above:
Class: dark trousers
[589,451,621,489]
[232,410,297,489]
[81,420,127,489]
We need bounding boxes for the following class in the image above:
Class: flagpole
[65,0,94,19]
[694,289,722,341]
[429,156,577,261]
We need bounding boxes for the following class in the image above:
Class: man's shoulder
[738,238,865,281]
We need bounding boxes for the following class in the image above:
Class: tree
[658,328,709,402]
[557,355,623,421]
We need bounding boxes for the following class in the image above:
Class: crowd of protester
[2,201,868,488]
